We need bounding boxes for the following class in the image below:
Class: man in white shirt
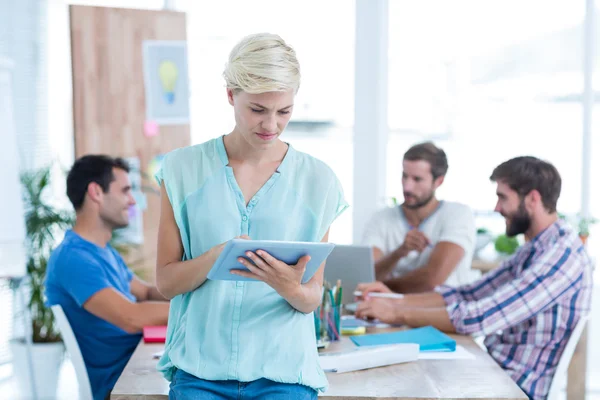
[362,142,476,293]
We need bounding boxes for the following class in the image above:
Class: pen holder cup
[315,304,342,343]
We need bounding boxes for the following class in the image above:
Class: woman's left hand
[231,250,311,296]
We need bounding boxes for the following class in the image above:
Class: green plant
[558,212,597,237]
[576,215,597,237]
[494,234,519,255]
[21,167,74,342]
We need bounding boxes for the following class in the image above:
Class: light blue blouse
[155,136,348,391]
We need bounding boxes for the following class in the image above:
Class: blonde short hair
[223,33,301,94]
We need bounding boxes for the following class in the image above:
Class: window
[387,0,586,227]
[388,1,600,390]
[180,0,356,243]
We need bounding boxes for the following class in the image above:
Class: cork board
[70,5,190,279]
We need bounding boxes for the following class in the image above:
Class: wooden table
[471,259,501,274]
[471,257,589,400]
[111,328,527,400]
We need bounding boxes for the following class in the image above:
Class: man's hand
[398,230,430,256]
[355,298,404,325]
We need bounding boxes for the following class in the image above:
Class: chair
[51,305,93,400]
[547,315,589,400]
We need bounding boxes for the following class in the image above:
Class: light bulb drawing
[158,60,178,104]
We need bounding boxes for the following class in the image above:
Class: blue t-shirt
[45,230,142,400]
[155,136,348,392]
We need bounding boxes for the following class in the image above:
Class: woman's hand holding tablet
[207,239,335,285]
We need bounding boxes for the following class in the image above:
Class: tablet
[207,239,336,284]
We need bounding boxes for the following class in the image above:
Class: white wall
[0,0,51,171]
[0,58,26,278]
[352,0,389,243]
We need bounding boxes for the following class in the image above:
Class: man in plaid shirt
[356,156,593,400]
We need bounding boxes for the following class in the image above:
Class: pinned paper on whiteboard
[143,41,190,125]
[143,121,159,137]
[114,157,144,245]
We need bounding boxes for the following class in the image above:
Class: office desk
[112,328,527,400]
[471,256,588,400]
[471,258,501,274]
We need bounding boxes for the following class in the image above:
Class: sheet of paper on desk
[341,315,391,329]
[319,343,418,373]
[153,351,164,359]
[417,345,475,360]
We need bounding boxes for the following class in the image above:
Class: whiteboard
[0,59,26,277]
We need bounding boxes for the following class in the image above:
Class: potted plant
[577,216,597,245]
[10,166,74,398]
[559,212,597,245]
[494,234,520,257]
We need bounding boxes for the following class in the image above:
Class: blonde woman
[155,33,348,399]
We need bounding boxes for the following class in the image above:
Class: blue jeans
[169,368,318,400]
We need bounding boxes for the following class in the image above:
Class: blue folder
[350,326,456,352]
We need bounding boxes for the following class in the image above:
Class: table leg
[567,325,588,400]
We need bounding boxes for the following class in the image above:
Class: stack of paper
[319,343,419,373]
[341,315,391,329]
[417,345,475,360]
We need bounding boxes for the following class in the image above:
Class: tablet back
[207,239,336,283]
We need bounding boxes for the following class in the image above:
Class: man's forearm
[384,266,436,293]
[403,306,456,333]
[399,291,446,308]
[122,302,170,333]
[148,286,169,301]
[375,247,406,281]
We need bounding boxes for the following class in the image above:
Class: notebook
[319,343,419,373]
[143,325,167,343]
[350,326,456,352]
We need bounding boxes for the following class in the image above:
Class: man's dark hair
[403,142,448,179]
[490,156,561,213]
[66,155,130,211]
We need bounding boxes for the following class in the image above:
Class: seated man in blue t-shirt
[45,155,169,400]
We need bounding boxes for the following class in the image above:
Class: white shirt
[361,201,476,287]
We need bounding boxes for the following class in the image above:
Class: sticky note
[144,121,159,137]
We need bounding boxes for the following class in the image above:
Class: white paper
[353,291,404,299]
[152,351,164,359]
[319,343,419,373]
[143,41,190,125]
[113,157,144,245]
[341,315,392,329]
[417,344,475,360]
[318,354,338,371]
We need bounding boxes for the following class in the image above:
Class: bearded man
[361,142,476,292]
[355,156,593,400]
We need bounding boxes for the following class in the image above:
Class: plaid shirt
[437,220,593,400]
